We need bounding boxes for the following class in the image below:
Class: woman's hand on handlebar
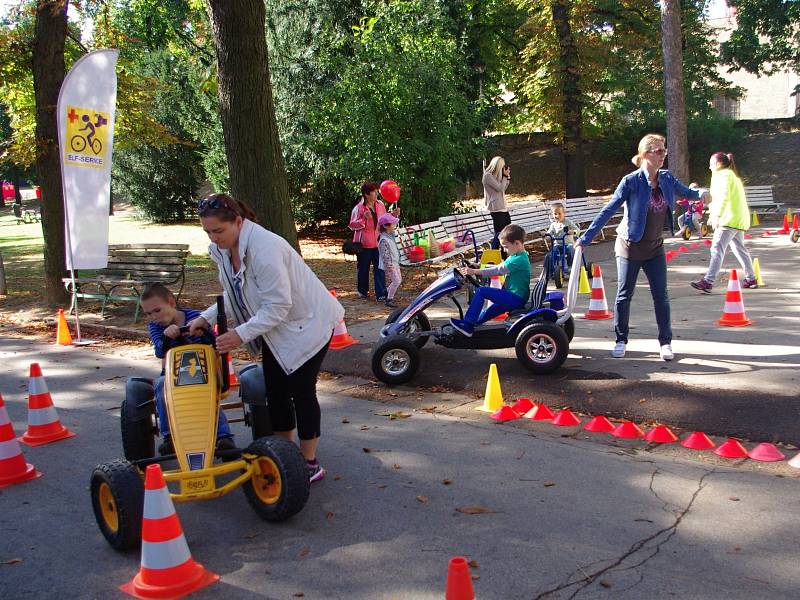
[216,330,243,354]
[188,316,210,338]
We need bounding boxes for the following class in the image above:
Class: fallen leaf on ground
[600,580,613,588]
[543,481,557,487]
[293,593,305,598]
[298,548,310,558]
[2,558,22,565]
[729,497,740,502]
[326,512,334,521]
[333,475,341,481]
[393,463,402,469]
[378,484,387,489]
[442,479,452,485]
[362,447,371,453]
[430,385,449,393]
[341,418,350,424]
[360,425,370,431]
[471,574,481,580]
[242,533,260,540]
[456,506,496,515]
[416,495,428,503]
[468,560,479,569]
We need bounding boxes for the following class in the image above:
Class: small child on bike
[140,283,234,456]
[377,213,402,308]
[546,202,579,263]
[449,224,531,337]
[677,183,704,236]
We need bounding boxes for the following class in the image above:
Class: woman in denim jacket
[576,134,708,362]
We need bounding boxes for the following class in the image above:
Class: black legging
[490,211,512,253]
[260,338,330,440]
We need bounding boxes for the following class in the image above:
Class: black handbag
[343,229,364,255]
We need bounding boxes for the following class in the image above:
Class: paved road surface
[1,334,799,599]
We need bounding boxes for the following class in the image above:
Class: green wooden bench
[63,243,190,322]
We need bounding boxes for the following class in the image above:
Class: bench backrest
[439,211,495,246]
[509,203,551,237]
[743,185,776,207]
[99,244,190,283]
[395,220,448,258]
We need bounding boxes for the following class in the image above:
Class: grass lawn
[0,204,434,335]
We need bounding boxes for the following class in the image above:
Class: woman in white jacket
[483,156,512,251]
[189,193,344,483]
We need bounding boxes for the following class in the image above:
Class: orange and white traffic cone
[776,214,790,234]
[328,290,357,350]
[19,363,76,447]
[487,275,508,321]
[56,309,73,346]
[0,392,42,488]
[226,355,239,389]
[716,269,753,327]
[121,464,219,599]
[582,264,613,320]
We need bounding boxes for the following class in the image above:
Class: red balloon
[380,180,401,203]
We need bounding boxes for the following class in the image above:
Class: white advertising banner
[57,49,119,269]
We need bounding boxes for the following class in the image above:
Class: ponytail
[198,193,257,223]
[711,152,737,174]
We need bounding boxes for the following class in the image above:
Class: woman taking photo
[189,193,344,483]
[483,156,512,250]
[576,134,707,362]
[348,182,399,301]
[690,152,757,292]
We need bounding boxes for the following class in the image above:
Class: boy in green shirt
[450,224,531,337]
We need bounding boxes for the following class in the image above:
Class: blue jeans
[464,287,526,325]
[154,376,232,439]
[615,253,672,346]
[356,248,387,299]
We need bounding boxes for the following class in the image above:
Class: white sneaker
[660,344,674,361]
[611,342,626,358]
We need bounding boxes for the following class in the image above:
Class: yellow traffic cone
[751,211,759,227]
[578,265,591,294]
[753,257,765,287]
[788,207,793,222]
[477,363,503,413]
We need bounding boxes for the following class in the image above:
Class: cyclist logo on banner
[64,105,110,169]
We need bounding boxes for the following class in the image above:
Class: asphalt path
[1,333,799,599]
[326,226,800,446]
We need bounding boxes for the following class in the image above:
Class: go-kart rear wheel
[682,226,692,241]
[121,379,156,461]
[371,336,420,386]
[385,308,430,349]
[700,223,709,237]
[515,321,569,375]
[242,437,309,521]
[791,229,800,243]
[561,316,575,342]
[90,459,144,551]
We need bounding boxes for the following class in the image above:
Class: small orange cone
[488,275,508,321]
[793,214,799,230]
[776,214,790,234]
[716,269,752,327]
[0,393,42,488]
[491,405,520,422]
[714,438,748,459]
[582,264,613,320]
[328,290,357,350]
[747,443,785,462]
[19,363,75,446]
[551,409,581,427]
[226,355,239,389]
[56,309,73,346]
[121,464,219,598]
[645,425,678,444]
[584,415,615,433]
[678,245,689,253]
[511,397,535,415]
[445,556,475,600]
[681,432,716,450]
[522,404,555,421]
[612,421,644,439]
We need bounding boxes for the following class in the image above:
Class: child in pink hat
[377,213,402,307]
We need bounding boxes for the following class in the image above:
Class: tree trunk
[551,0,586,199]
[32,1,69,306]
[660,0,689,183]
[206,0,299,253]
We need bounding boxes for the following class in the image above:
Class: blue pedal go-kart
[543,232,585,289]
[371,246,583,385]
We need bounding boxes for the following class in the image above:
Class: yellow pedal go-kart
[90,297,309,551]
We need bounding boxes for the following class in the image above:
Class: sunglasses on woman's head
[198,196,231,213]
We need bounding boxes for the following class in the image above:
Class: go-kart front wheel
[682,227,692,241]
[121,379,157,461]
[791,229,800,244]
[700,223,709,237]
[90,459,144,551]
[371,336,420,386]
[385,308,430,349]
[515,321,569,375]
[553,263,564,289]
[242,436,309,521]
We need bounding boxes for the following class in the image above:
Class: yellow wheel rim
[98,482,119,533]
[252,457,282,505]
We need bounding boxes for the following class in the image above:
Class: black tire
[90,459,144,551]
[371,335,421,386]
[121,380,156,461]
[700,223,709,237]
[561,316,575,342]
[553,264,564,289]
[385,308,430,349]
[682,227,692,241]
[791,229,799,244]
[515,321,569,375]
[242,437,310,521]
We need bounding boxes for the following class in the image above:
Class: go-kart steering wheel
[161,325,216,352]
[458,258,483,288]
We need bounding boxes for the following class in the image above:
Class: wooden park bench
[63,243,190,322]
[395,220,473,269]
[12,203,41,224]
[744,186,782,214]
